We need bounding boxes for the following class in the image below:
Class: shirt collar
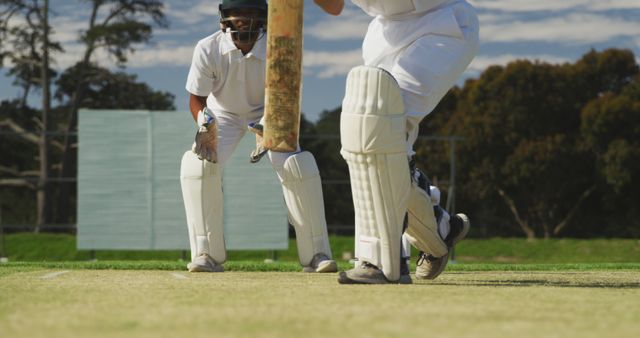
[220,31,267,60]
[220,31,237,55]
[246,35,266,60]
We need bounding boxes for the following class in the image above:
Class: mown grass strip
[4,233,640,265]
[2,261,639,272]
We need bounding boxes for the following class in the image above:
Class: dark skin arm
[314,0,344,15]
[189,94,208,121]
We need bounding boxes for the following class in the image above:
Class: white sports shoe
[187,253,224,273]
[302,253,338,273]
[337,261,412,284]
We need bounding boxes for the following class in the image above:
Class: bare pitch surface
[1,269,639,338]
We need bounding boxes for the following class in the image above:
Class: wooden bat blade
[263,0,304,152]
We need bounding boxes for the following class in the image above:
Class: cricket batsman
[315,0,479,284]
[181,0,337,273]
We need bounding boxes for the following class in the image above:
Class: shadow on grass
[426,279,640,289]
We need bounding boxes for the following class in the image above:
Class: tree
[55,0,168,223]
[0,0,59,231]
[301,107,354,229]
[0,0,170,227]
[579,75,640,237]
[448,49,639,238]
[55,63,175,111]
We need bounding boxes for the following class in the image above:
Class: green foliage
[0,0,172,225]
[2,4,639,242]
[578,78,640,236]
[55,63,175,110]
[80,0,168,66]
[0,100,39,168]
[298,49,640,239]
[301,107,354,226]
[445,49,640,238]
[0,0,63,105]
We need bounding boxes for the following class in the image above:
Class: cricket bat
[262,0,304,152]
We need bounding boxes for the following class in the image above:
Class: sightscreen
[77,109,288,251]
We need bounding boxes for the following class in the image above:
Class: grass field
[3,233,640,263]
[1,263,639,338]
[2,235,640,337]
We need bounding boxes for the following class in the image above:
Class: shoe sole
[315,260,338,273]
[302,260,339,273]
[337,272,412,285]
[451,213,470,246]
[187,263,224,273]
[337,271,390,284]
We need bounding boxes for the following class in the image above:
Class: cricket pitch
[1,268,639,338]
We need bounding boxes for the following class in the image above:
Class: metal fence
[0,131,461,235]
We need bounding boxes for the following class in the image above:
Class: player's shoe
[415,213,470,280]
[302,253,338,273]
[337,261,412,284]
[187,253,224,273]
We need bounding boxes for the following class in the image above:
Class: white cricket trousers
[212,110,298,179]
[361,0,480,155]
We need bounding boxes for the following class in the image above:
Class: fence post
[448,138,458,263]
[0,207,7,262]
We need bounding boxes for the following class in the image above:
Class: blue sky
[1,0,640,122]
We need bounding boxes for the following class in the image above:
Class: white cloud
[587,0,640,10]
[42,2,206,70]
[4,0,639,83]
[50,18,87,45]
[480,13,640,44]
[470,0,583,12]
[305,8,370,40]
[304,49,362,78]
[125,45,195,68]
[51,42,195,70]
[469,0,640,12]
[165,0,220,26]
[467,54,571,73]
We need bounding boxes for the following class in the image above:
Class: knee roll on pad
[280,151,332,266]
[180,151,226,263]
[340,66,410,281]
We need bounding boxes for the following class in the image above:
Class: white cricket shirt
[186,31,266,116]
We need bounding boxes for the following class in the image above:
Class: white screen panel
[77,109,288,251]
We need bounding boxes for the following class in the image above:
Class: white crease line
[40,271,70,279]
[170,273,188,280]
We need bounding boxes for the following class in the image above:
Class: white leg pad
[405,181,448,257]
[340,66,410,281]
[180,151,226,263]
[281,151,332,266]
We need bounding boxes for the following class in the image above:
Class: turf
[3,233,640,263]
[2,260,640,272]
[1,267,639,338]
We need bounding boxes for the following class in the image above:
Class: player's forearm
[314,0,344,15]
[189,94,208,121]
